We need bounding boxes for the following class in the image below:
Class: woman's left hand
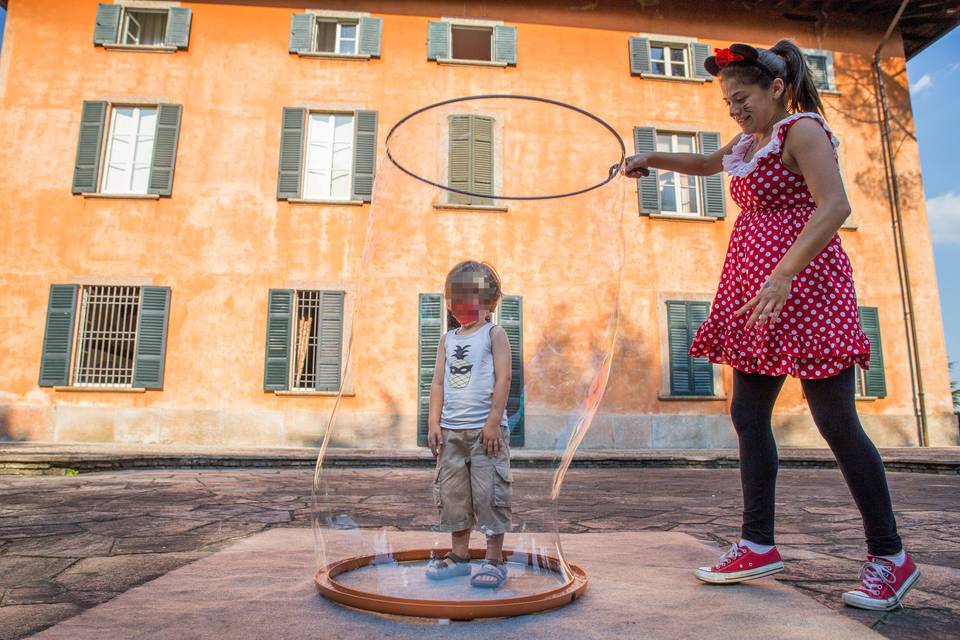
[736,273,792,328]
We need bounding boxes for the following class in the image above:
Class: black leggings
[731,366,902,556]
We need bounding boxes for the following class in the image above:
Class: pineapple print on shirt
[449,344,474,389]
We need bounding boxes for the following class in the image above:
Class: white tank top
[440,322,509,430]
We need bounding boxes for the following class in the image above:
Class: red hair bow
[714,47,744,69]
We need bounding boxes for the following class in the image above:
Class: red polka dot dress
[688,113,871,379]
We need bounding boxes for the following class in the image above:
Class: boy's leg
[434,429,475,535]
[451,529,472,559]
[469,426,513,547]
[485,533,504,562]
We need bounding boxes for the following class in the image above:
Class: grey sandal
[425,552,472,580]
[471,560,508,589]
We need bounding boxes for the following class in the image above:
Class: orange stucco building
[0,0,955,449]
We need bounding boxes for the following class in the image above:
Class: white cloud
[911,74,934,94]
[927,192,960,245]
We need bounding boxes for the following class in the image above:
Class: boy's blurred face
[447,271,497,325]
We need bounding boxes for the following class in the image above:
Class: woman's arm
[480,325,512,457]
[427,335,446,456]
[737,118,852,327]
[623,134,742,178]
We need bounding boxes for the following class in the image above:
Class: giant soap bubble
[312,96,626,618]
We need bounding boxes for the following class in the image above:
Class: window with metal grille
[291,290,344,391]
[122,9,168,46]
[74,286,141,388]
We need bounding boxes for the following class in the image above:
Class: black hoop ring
[384,94,626,201]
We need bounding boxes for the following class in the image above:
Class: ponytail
[770,39,824,115]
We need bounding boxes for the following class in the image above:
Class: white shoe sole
[695,561,785,584]
[842,569,921,611]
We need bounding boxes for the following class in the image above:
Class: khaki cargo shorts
[433,426,513,535]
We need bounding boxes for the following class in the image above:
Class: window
[665,300,715,397]
[38,284,172,390]
[315,20,358,54]
[656,132,700,214]
[856,306,887,398]
[427,20,517,65]
[264,289,345,393]
[93,4,191,50]
[802,49,837,92]
[103,106,157,195]
[276,108,378,203]
[289,13,382,58]
[304,114,355,201]
[448,114,495,206]
[629,36,711,80]
[122,9,167,46]
[651,44,688,78]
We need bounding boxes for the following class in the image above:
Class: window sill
[287,198,365,206]
[821,89,842,97]
[636,73,708,84]
[295,51,373,61]
[274,390,356,397]
[840,222,859,230]
[81,193,161,200]
[435,202,509,212]
[647,212,718,223]
[856,395,879,402]
[54,386,147,393]
[657,393,727,401]
[103,44,178,54]
[436,58,508,68]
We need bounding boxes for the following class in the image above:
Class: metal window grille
[293,290,323,389]
[74,286,141,387]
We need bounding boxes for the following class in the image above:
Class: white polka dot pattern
[689,115,871,380]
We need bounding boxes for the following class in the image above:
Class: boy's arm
[427,334,446,456]
[480,325,513,457]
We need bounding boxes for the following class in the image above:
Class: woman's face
[721,75,785,135]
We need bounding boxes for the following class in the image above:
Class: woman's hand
[736,273,792,328]
[622,153,652,178]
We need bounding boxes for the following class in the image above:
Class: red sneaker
[842,554,921,611]
[695,542,785,584]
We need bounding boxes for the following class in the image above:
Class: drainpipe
[872,0,929,446]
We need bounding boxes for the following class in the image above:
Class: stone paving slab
[29,529,882,640]
[1,443,958,475]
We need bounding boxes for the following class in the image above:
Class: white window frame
[656,293,725,401]
[302,112,355,202]
[802,48,838,93]
[656,131,702,216]
[100,104,158,196]
[650,43,689,79]
[314,18,359,55]
[120,7,168,46]
[635,33,705,82]
[437,17,507,68]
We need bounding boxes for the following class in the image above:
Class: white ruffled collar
[722,112,840,178]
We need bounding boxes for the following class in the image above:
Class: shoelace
[859,560,903,609]
[716,543,747,568]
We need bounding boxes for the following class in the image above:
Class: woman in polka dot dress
[623,41,919,611]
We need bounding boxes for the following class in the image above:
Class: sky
[0,8,954,382]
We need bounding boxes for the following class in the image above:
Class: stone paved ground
[1,468,957,639]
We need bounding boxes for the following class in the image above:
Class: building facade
[0,0,956,449]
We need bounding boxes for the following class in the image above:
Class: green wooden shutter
[148,104,182,196]
[500,295,524,447]
[418,294,443,447]
[165,7,192,49]
[692,42,711,80]
[351,110,378,202]
[132,286,171,390]
[277,107,305,200]
[448,115,471,205]
[427,21,450,61]
[471,116,494,205]
[358,16,383,57]
[634,126,659,214]
[806,54,830,91]
[316,291,345,392]
[629,36,650,75]
[93,3,121,45]
[72,101,108,194]
[39,285,79,387]
[289,13,314,53]
[859,306,887,398]
[264,289,293,391]
[698,131,726,218]
[493,25,517,65]
[667,301,713,396]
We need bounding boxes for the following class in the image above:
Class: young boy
[425,261,513,589]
